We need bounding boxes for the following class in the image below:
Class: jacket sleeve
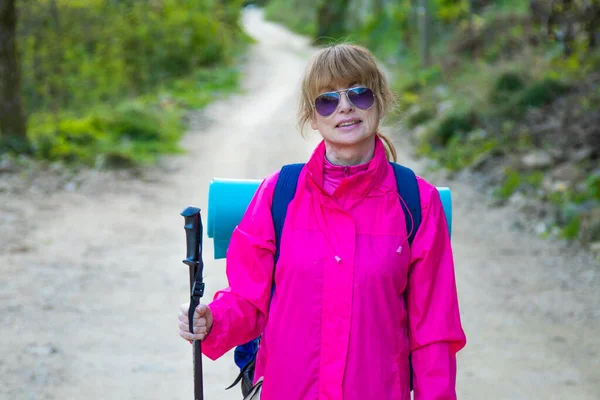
[407,178,467,400]
[201,171,279,361]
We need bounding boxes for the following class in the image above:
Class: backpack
[226,162,422,397]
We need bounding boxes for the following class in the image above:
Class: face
[310,84,380,149]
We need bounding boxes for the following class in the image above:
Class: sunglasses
[314,86,375,117]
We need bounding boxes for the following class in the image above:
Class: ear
[310,112,317,130]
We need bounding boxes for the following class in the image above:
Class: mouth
[335,119,362,128]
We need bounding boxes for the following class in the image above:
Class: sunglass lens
[348,87,374,110]
[315,93,340,116]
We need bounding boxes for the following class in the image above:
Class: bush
[517,78,570,108]
[405,108,436,128]
[6,0,247,167]
[433,110,477,146]
[494,77,570,118]
[489,71,527,104]
[28,101,185,168]
[17,0,247,114]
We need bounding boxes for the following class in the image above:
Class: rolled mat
[207,178,452,259]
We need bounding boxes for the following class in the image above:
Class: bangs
[307,46,379,97]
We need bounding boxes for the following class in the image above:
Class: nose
[338,92,354,113]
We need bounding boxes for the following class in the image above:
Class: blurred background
[1,0,598,245]
[0,1,599,399]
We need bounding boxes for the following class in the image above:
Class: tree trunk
[48,0,64,112]
[0,0,27,140]
[586,1,600,49]
[418,0,431,68]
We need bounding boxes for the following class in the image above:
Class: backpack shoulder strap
[271,163,305,263]
[390,162,421,246]
[390,162,421,393]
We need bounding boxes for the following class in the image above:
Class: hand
[178,302,213,342]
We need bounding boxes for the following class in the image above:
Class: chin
[335,130,372,144]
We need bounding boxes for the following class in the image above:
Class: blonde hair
[298,43,397,162]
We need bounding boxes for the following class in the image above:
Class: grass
[8,66,242,169]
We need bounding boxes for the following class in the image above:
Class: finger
[178,312,189,323]
[193,318,206,328]
[192,326,208,335]
[179,329,207,342]
[179,320,207,335]
[178,320,190,332]
[179,328,207,339]
[195,304,209,317]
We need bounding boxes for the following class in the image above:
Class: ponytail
[376,132,397,162]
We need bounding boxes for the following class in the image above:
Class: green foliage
[526,171,545,188]
[560,214,582,240]
[315,0,353,44]
[533,170,600,240]
[489,71,527,104]
[352,3,413,61]
[149,67,241,110]
[449,10,536,62]
[259,0,599,246]
[260,0,599,247]
[494,168,522,199]
[517,78,570,108]
[491,169,546,200]
[491,77,571,118]
[106,102,182,143]
[399,66,444,94]
[264,0,317,36]
[4,0,248,167]
[27,102,185,167]
[405,108,435,129]
[415,123,500,172]
[434,0,470,23]
[585,173,600,201]
[17,0,247,114]
[433,110,477,146]
[529,0,600,59]
[391,65,443,118]
[24,64,240,168]
[439,134,498,171]
[486,0,530,15]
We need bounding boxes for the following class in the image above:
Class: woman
[179,43,466,400]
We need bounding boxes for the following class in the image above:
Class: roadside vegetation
[261,0,600,248]
[0,0,250,168]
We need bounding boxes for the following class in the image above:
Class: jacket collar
[304,135,389,204]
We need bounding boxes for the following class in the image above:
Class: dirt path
[1,8,599,400]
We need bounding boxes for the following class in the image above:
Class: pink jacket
[202,137,466,400]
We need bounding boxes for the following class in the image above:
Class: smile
[336,119,362,128]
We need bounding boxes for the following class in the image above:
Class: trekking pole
[181,206,205,400]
